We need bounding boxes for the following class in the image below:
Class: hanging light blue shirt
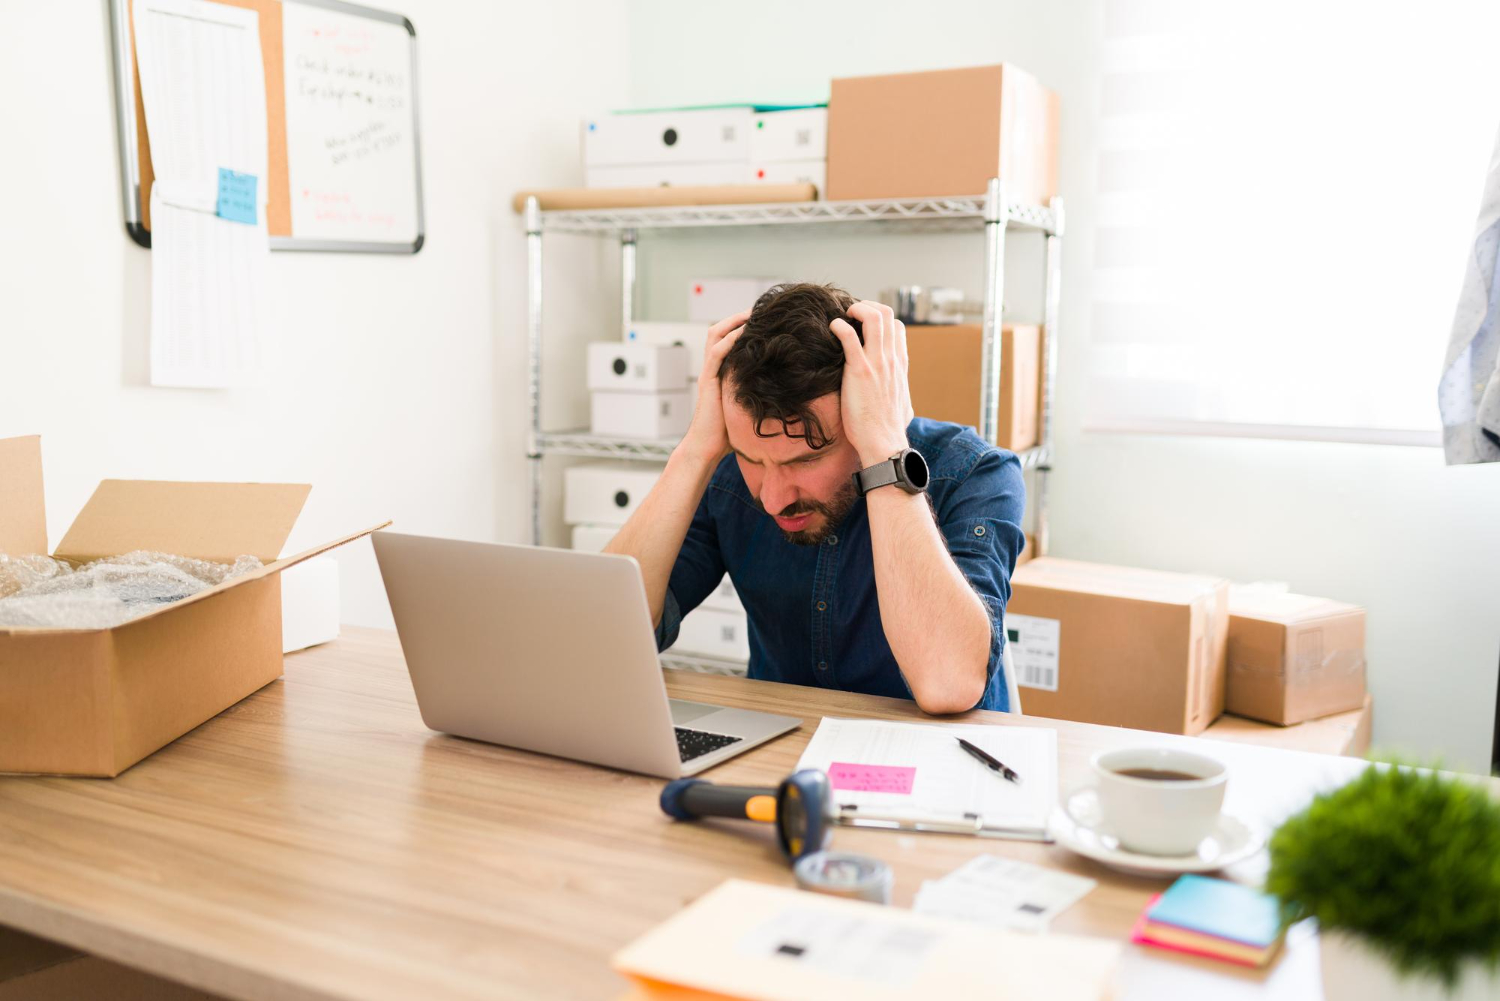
[655,417,1027,713]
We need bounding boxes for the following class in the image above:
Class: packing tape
[793,851,892,905]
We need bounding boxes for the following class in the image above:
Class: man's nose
[759,467,798,516]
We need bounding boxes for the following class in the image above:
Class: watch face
[900,449,930,491]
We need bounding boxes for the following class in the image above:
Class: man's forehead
[722,388,842,459]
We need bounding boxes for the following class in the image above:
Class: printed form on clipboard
[796,718,1058,841]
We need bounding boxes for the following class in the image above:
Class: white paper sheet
[912,854,1096,932]
[133,0,268,388]
[795,718,1058,837]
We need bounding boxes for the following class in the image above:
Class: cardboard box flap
[0,436,48,557]
[252,520,392,578]
[55,481,312,565]
[1015,557,1225,605]
[1227,588,1363,625]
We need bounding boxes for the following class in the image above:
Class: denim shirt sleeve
[933,446,1027,711]
[654,487,728,652]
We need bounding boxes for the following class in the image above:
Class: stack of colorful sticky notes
[1131,875,1286,967]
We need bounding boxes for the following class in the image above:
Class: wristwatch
[853,447,929,496]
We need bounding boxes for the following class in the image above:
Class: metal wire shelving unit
[523,179,1065,675]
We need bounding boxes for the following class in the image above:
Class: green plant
[1266,763,1500,987]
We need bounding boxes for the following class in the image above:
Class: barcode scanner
[660,768,833,861]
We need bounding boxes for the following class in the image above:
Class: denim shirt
[655,417,1027,712]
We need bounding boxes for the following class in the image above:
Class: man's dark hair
[719,282,860,450]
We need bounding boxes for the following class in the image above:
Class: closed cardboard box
[591,388,693,439]
[564,463,662,526]
[1226,589,1367,725]
[588,341,691,392]
[907,324,1041,452]
[585,162,750,189]
[626,321,707,377]
[1008,557,1230,735]
[750,108,827,162]
[827,64,1059,203]
[0,435,385,777]
[583,108,752,166]
[1205,693,1373,757]
[688,277,775,323]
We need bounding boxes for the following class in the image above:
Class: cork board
[112,0,423,253]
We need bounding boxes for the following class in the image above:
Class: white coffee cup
[1070,747,1227,856]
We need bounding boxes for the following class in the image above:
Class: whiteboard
[280,0,423,251]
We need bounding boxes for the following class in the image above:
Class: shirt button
[816,601,827,612]
[826,534,838,545]
[974,525,987,537]
[817,661,828,671]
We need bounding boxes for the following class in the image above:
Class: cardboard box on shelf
[585,162,750,189]
[571,524,618,554]
[0,435,386,777]
[1225,588,1367,725]
[625,321,708,377]
[750,107,827,162]
[583,107,753,166]
[591,389,693,440]
[907,324,1041,452]
[280,555,340,654]
[1204,694,1373,758]
[688,277,776,323]
[827,64,1059,203]
[587,341,691,392]
[674,606,750,661]
[1008,557,1230,735]
[564,463,662,526]
[699,573,742,613]
[749,159,826,195]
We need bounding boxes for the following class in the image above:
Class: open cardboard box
[0,435,388,777]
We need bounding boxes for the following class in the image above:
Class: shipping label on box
[688,277,776,323]
[1006,613,1060,692]
[564,462,662,526]
[587,341,691,392]
[583,108,753,167]
[750,108,828,161]
[585,162,751,189]
[626,321,708,377]
[591,389,692,440]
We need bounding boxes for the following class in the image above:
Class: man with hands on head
[604,282,1026,714]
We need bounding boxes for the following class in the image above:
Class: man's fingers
[829,317,867,365]
[846,300,890,359]
[707,309,752,342]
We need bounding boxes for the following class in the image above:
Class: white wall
[0,1,627,627]
[626,0,1500,771]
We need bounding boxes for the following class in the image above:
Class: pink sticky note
[827,762,917,794]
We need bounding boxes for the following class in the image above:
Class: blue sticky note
[1147,875,1281,947]
[216,168,258,225]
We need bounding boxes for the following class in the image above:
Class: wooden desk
[0,628,1488,1000]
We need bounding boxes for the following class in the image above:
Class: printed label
[738,908,935,986]
[1007,614,1061,692]
[827,762,916,794]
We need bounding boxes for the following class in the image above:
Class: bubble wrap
[0,551,263,629]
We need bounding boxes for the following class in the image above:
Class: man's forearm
[603,444,721,626]
[866,489,992,714]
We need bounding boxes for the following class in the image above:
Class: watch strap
[854,458,901,495]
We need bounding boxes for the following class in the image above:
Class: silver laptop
[371,531,800,778]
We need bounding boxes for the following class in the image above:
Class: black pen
[956,737,1022,784]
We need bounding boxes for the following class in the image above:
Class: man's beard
[757,479,860,546]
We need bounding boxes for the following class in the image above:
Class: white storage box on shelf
[570,524,618,554]
[591,389,692,440]
[688,277,776,323]
[586,163,750,189]
[587,342,691,393]
[750,160,826,193]
[674,606,751,661]
[626,322,707,377]
[564,463,663,526]
[700,574,742,613]
[583,108,753,166]
[750,108,827,162]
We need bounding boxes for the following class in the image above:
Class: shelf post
[1034,196,1065,556]
[979,178,1009,446]
[526,196,544,546]
[621,228,638,334]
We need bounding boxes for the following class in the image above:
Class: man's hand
[680,309,750,463]
[830,300,915,467]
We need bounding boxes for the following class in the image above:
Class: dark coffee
[1115,767,1202,782]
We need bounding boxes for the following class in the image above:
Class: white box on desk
[688,277,776,323]
[583,108,752,166]
[626,321,707,377]
[587,341,691,392]
[750,159,826,194]
[750,108,827,161]
[570,524,618,553]
[674,606,750,661]
[591,389,692,440]
[586,162,750,189]
[565,462,662,526]
[281,555,340,654]
[700,574,742,613]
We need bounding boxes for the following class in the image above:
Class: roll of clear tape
[793,851,892,905]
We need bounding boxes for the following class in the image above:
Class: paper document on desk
[613,879,1121,1001]
[913,854,1096,931]
[134,0,268,388]
[796,717,1057,839]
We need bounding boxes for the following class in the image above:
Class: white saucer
[1049,788,1265,877]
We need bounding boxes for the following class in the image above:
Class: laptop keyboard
[675,727,743,763]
